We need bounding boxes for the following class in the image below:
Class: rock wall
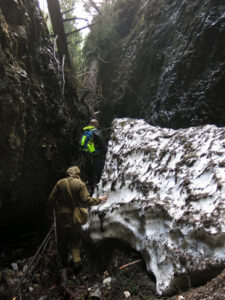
[0,0,87,241]
[85,118,225,295]
[90,0,225,128]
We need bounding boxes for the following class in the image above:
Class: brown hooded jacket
[48,166,101,227]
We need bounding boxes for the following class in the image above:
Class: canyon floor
[0,232,224,300]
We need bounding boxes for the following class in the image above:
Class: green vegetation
[43,0,83,73]
[42,0,140,92]
[59,0,83,71]
[83,1,119,64]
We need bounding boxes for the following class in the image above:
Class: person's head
[66,166,80,177]
[89,119,99,128]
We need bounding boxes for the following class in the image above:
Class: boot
[73,261,83,274]
[59,268,68,287]
[59,268,76,298]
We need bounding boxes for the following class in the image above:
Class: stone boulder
[84,118,225,295]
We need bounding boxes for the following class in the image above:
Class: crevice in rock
[167,266,224,296]
[85,237,156,282]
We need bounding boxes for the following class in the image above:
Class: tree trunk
[46,0,71,68]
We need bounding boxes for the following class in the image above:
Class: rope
[19,226,54,286]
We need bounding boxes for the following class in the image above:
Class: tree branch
[80,90,89,102]
[98,54,110,64]
[118,259,142,270]
[63,17,89,22]
[89,0,102,14]
[62,7,75,15]
[65,23,96,36]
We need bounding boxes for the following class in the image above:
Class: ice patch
[85,118,225,295]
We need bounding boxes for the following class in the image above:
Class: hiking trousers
[56,223,81,267]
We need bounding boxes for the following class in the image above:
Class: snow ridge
[84,118,225,295]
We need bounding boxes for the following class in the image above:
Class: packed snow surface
[84,118,225,295]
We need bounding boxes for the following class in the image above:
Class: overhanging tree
[46,0,71,68]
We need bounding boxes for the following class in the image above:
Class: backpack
[80,126,99,155]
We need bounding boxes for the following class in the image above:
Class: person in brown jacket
[48,166,107,271]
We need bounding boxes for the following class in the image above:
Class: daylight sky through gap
[38,0,101,37]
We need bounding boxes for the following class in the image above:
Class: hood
[66,166,80,178]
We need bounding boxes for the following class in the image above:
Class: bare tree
[46,0,71,68]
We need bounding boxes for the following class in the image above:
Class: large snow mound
[84,118,225,295]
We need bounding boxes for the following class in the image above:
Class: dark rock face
[96,0,225,128]
[0,0,86,240]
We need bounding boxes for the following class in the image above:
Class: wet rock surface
[94,0,225,128]
[0,0,87,240]
[85,118,225,295]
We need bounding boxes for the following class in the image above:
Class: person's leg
[70,224,82,264]
[93,156,105,183]
[83,156,95,194]
[84,155,91,181]
[56,226,69,268]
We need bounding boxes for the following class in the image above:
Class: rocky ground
[0,230,224,300]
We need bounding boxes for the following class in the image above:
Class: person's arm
[94,130,107,155]
[79,182,107,206]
